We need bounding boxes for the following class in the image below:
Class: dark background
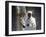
[12,6,41,31]
[26,7,41,30]
[12,6,17,31]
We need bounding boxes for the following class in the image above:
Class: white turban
[27,11,32,14]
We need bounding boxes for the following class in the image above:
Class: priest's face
[28,13,31,18]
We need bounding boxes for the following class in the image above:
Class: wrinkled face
[28,13,31,18]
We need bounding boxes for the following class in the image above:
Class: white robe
[22,16,36,30]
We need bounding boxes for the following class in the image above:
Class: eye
[27,24,29,26]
